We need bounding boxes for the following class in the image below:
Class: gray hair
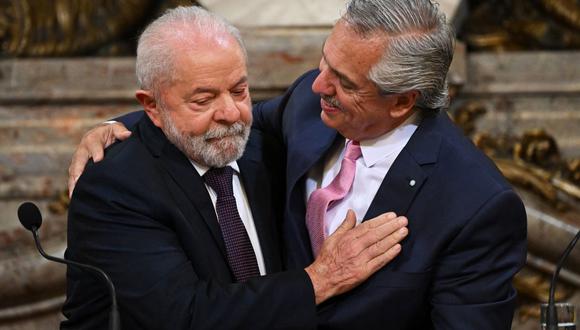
[342,0,455,110]
[136,6,246,93]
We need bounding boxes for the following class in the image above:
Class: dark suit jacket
[252,70,528,329]
[62,114,316,329]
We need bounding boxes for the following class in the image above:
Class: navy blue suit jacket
[253,70,527,329]
[62,114,317,329]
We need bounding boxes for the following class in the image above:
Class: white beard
[159,110,250,168]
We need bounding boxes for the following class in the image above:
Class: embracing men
[66,1,527,329]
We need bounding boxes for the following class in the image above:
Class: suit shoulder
[84,133,154,177]
[293,69,320,87]
[73,132,163,204]
[425,113,515,200]
[285,69,320,100]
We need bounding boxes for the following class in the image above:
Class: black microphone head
[18,202,43,231]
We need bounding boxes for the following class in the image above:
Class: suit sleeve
[430,189,527,329]
[63,160,317,330]
[252,69,319,141]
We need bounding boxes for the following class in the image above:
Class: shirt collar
[189,160,240,177]
[351,112,420,167]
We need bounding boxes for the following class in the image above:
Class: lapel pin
[409,179,416,187]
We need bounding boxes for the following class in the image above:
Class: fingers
[67,122,130,198]
[305,211,409,304]
[360,212,398,230]
[67,175,78,199]
[110,122,132,141]
[366,243,402,274]
[365,225,408,260]
[355,214,408,251]
[68,147,91,198]
[97,123,131,160]
[332,209,357,236]
[96,122,131,161]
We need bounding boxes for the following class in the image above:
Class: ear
[136,89,163,128]
[390,90,419,119]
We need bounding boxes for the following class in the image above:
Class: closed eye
[339,78,356,91]
[192,98,212,106]
[231,89,246,96]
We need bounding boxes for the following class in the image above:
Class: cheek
[335,94,360,118]
[238,100,253,123]
[346,93,370,117]
[175,111,213,136]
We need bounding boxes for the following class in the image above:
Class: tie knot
[203,166,234,197]
[344,140,362,161]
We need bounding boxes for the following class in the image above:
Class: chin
[320,113,343,131]
[320,111,334,125]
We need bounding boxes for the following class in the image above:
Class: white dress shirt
[306,113,420,237]
[190,160,266,276]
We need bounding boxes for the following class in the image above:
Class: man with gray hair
[69,0,527,328]
[62,6,409,329]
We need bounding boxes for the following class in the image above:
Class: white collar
[189,160,240,176]
[351,112,420,168]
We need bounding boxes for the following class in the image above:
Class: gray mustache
[204,122,246,140]
[322,95,342,109]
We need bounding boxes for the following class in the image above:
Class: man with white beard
[62,6,408,330]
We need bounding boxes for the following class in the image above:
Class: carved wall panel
[462,0,580,50]
[0,0,197,57]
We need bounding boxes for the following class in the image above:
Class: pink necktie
[306,140,362,256]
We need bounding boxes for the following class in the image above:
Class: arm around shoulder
[252,69,320,140]
[64,161,317,330]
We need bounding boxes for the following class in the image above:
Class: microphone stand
[31,227,121,330]
[546,229,580,330]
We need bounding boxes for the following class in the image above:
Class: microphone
[17,202,121,330]
[546,229,580,329]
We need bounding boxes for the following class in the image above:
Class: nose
[214,95,241,124]
[312,68,335,96]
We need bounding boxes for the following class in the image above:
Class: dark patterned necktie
[203,166,260,282]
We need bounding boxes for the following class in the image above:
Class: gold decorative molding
[539,0,580,30]
[453,101,580,208]
[463,0,580,50]
[0,0,198,57]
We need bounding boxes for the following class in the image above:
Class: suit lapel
[159,147,228,257]
[138,116,228,260]
[364,113,441,220]
[237,156,281,273]
[364,149,427,220]
[285,114,339,265]
[286,118,338,191]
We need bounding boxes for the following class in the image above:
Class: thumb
[106,122,132,147]
[112,126,132,140]
[333,209,357,236]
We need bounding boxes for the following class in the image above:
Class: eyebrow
[231,76,248,88]
[321,41,359,90]
[185,76,248,99]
